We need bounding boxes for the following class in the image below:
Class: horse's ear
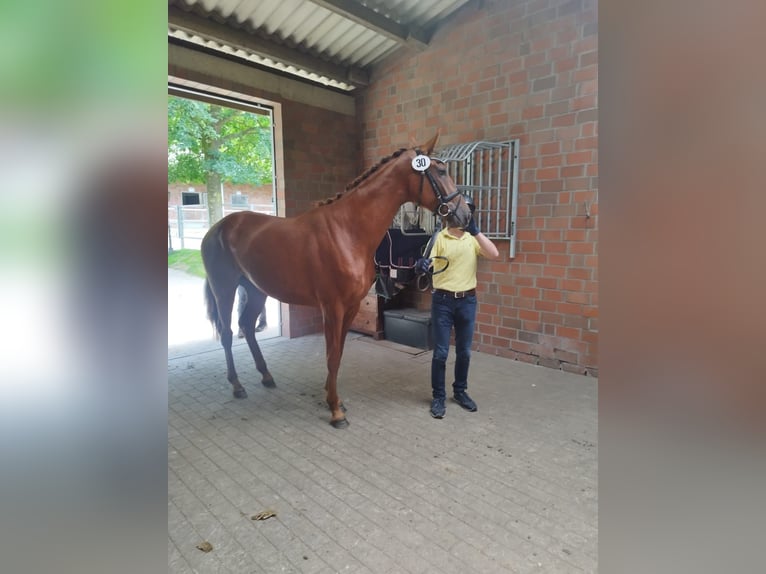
[421,130,440,154]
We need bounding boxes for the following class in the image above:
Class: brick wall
[357,0,598,374]
[280,100,359,218]
[278,100,360,337]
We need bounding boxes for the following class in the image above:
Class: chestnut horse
[201,133,470,427]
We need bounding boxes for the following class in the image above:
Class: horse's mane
[316,148,408,206]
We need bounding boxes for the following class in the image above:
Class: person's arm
[465,218,499,259]
[475,232,499,259]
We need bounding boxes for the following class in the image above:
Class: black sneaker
[453,391,477,412]
[430,398,446,419]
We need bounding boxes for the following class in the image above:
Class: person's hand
[415,257,432,275]
[466,217,480,236]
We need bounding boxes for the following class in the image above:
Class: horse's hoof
[233,388,248,399]
[330,418,349,429]
[262,378,276,388]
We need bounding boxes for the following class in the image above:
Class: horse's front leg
[323,330,348,429]
[322,304,358,428]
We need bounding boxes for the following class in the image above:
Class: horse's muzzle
[446,210,472,229]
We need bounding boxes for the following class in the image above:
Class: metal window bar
[392,139,519,257]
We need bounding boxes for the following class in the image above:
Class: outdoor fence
[168,204,276,250]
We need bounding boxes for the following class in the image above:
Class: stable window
[182,190,201,205]
[231,191,248,207]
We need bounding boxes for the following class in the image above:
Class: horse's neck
[349,170,414,247]
[327,163,412,250]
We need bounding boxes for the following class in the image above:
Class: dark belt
[433,288,476,298]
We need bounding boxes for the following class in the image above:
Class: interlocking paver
[169,331,597,573]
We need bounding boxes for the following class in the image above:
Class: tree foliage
[167,96,273,186]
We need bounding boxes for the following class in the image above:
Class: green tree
[168,96,273,223]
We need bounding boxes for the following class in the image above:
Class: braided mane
[316,148,408,206]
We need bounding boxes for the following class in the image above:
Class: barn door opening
[167,85,281,344]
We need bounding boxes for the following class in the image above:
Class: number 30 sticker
[411,155,431,172]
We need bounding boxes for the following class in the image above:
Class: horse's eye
[437,169,447,176]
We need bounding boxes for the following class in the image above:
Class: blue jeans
[431,291,477,399]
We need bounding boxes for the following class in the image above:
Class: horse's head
[409,132,473,229]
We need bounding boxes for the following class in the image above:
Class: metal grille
[392,201,438,235]
[438,139,519,256]
[393,139,519,257]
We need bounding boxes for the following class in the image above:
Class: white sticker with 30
[411,155,431,172]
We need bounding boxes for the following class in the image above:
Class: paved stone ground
[168,333,597,573]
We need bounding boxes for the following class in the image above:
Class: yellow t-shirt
[431,228,481,292]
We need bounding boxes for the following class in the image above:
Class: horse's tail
[204,278,221,340]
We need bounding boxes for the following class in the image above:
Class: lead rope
[416,222,449,291]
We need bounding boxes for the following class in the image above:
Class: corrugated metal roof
[168,0,473,91]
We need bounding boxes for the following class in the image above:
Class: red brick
[564,177,590,190]
[544,218,569,232]
[522,105,545,119]
[573,65,597,83]
[557,302,582,315]
[541,154,563,167]
[523,253,546,264]
[540,230,562,241]
[542,289,563,302]
[534,166,559,180]
[540,179,564,192]
[563,229,587,241]
[567,267,592,280]
[535,299,556,312]
[541,312,564,325]
[556,326,581,339]
[566,292,589,304]
[554,57,577,73]
[566,151,593,165]
[539,141,560,155]
[519,309,540,321]
[544,265,567,277]
[545,100,570,116]
[536,277,558,289]
[556,125,580,141]
[544,241,567,253]
[569,242,595,255]
[522,241,544,252]
[561,279,583,292]
[552,113,577,127]
[562,165,584,177]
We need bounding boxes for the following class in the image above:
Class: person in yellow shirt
[415,196,499,418]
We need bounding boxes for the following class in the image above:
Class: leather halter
[415,148,461,217]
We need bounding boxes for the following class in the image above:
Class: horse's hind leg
[202,226,248,399]
[238,280,275,388]
[214,286,248,399]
